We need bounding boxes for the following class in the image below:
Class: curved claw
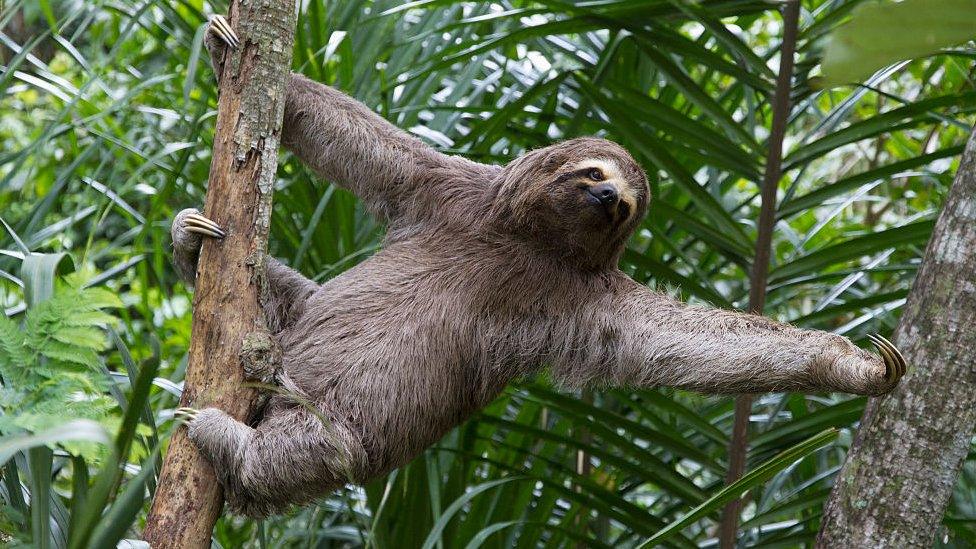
[184,213,225,239]
[209,15,240,49]
[174,406,200,423]
[876,333,907,378]
[867,334,907,381]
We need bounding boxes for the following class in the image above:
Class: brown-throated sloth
[171,15,906,518]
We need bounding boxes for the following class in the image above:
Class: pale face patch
[572,158,638,219]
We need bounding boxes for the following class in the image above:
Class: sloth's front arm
[563,281,905,396]
[205,20,486,223]
[281,74,463,221]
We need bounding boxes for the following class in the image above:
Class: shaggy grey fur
[170,24,902,517]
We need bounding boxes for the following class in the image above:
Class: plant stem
[719,2,800,547]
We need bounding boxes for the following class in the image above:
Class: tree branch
[143,2,297,547]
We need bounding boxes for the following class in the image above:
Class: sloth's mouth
[595,202,615,223]
[616,201,631,224]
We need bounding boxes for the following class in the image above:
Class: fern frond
[50,326,108,351]
[62,310,117,328]
[0,315,28,368]
[38,340,100,369]
[77,287,124,310]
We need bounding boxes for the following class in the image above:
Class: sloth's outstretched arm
[204,17,486,222]
[559,282,905,396]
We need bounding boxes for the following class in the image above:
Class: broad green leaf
[638,429,839,547]
[28,446,53,549]
[85,451,159,549]
[0,421,111,467]
[20,253,74,308]
[819,0,976,88]
[770,221,935,284]
[779,146,964,218]
[421,477,519,549]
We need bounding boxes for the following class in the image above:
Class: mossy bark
[142,2,296,547]
[817,129,976,546]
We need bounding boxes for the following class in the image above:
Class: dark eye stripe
[553,167,606,184]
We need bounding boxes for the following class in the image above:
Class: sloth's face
[552,158,645,233]
[496,137,649,269]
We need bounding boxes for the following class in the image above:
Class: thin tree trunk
[143,2,296,547]
[817,128,976,546]
[718,2,799,547]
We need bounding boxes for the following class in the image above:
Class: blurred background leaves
[818,0,976,88]
[0,0,974,547]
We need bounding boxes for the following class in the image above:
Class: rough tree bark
[718,2,800,547]
[817,128,976,546]
[143,2,296,547]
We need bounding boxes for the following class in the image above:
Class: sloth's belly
[274,280,515,475]
[268,246,556,476]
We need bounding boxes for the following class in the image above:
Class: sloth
[171,15,906,517]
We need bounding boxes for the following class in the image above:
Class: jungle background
[1,0,975,547]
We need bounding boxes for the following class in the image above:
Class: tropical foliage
[0,0,974,547]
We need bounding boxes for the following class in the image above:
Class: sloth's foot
[179,407,255,502]
[829,334,907,396]
[180,209,226,240]
[172,208,224,286]
[205,14,239,84]
[209,15,239,49]
[172,208,225,248]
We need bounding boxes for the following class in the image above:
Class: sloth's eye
[587,168,604,181]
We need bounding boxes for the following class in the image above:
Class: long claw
[867,334,893,379]
[868,334,906,380]
[174,407,200,423]
[186,226,224,239]
[875,334,907,377]
[209,15,240,50]
[185,213,225,239]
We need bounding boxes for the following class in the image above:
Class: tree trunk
[817,128,976,547]
[143,2,296,547]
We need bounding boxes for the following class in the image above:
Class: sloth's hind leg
[184,405,366,518]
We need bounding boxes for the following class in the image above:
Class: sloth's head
[492,137,649,270]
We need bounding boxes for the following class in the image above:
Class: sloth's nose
[588,183,619,206]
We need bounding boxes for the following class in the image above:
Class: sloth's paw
[174,208,225,243]
[208,15,240,49]
[180,408,252,478]
[205,14,239,83]
[829,334,907,396]
[172,207,224,256]
[174,406,200,423]
[171,208,225,286]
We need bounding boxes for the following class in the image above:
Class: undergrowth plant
[0,275,122,448]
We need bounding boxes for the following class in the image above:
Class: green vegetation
[0,0,974,547]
